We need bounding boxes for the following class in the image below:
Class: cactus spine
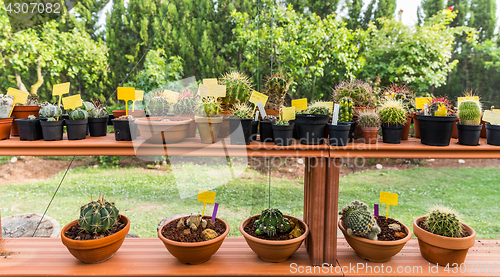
[357,110,380,128]
[378,99,408,125]
[308,101,333,115]
[39,104,62,119]
[254,208,292,237]
[339,97,354,122]
[198,96,221,116]
[174,90,199,115]
[219,71,253,110]
[232,103,253,119]
[89,103,109,119]
[25,93,39,106]
[78,197,119,234]
[69,108,88,120]
[425,206,464,238]
[147,96,170,117]
[265,74,290,111]
[339,200,381,240]
[458,100,481,126]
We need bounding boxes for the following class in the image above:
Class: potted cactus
[260,115,277,142]
[16,115,43,141]
[328,97,353,146]
[66,108,88,140]
[272,112,295,146]
[88,101,109,137]
[295,102,331,145]
[338,200,411,262]
[195,97,223,144]
[39,103,64,141]
[61,196,130,263]
[457,100,482,146]
[416,96,457,146]
[0,94,14,140]
[413,206,475,266]
[378,99,408,144]
[112,115,138,141]
[383,84,415,140]
[264,73,292,116]
[10,93,40,136]
[228,103,254,145]
[173,89,199,137]
[239,208,309,262]
[357,110,380,144]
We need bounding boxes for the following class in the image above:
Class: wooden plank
[323,158,341,264]
[305,157,326,266]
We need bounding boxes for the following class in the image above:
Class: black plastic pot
[259,120,275,142]
[416,114,457,146]
[457,123,481,146]
[88,118,108,137]
[290,120,299,139]
[328,122,351,146]
[341,121,356,143]
[40,119,64,141]
[381,124,404,144]
[112,119,137,141]
[486,123,500,146]
[15,118,43,141]
[66,119,88,140]
[272,123,295,146]
[250,121,259,141]
[228,118,253,145]
[295,114,329,145]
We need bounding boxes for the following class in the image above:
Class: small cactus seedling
[47,117,57,122]
[339,200,381,240]
[25,93,39,106]
[357,110,380,128]
[458,100,481,126]
[219,71,253,110]
[28,115,37,120]
[78,197,119,234]
[425,206,464,238]
[81,101,95,112]
[275,120,289,126]
[147,96,170,117]
[39,103,62,119]
[378,99,408,125]
[339,97,354,122]
[231,103,253,119]
[254,208,292,237]
[89,101,109,119]
[69,108,88,121]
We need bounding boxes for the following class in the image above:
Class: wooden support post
[324,158,340,264]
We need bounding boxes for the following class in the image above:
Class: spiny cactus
[0,94,14,118]
[174,89,200,115]
[425,206,464,238]
[147,96,170,117]
[254,208,292,237]
[275,120,289,126]
[383,84,415,113]
[339,97,354,122]
[28,115,37,120]
[332,80,376,108]
[69,108,88,120]
[378,99,408,125]
[232,103,253,119]
[458,100,481,126]
[339,200,381,240]
[89,101,109,119]
[428,96,454,116]
[219,71,253,110]
[78,197,119,234]
[39,103,62,118]
[81,101,95,112]
[47,117,57,122]
[357,110,380,128]
[262,115,277,122]
[265,74,291,111]
[25,93,39,106]
[309,101,333,114]
[198,96,221,116]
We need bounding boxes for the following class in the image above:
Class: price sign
[415,97,432,110]
[282,106,296,121]
[292,98,308,112]
[7,88,28,104]
[117,87,137,116]
[197,190,216,217]
[198,84,208,98]
[249,91,268,106]
[53,82,70,108]
[163,90,179,103]
[483,110,500,125]
[207,85,226,97]
[380,191,398,219]
[434,104,447,116]
[203,78,218,86]
[62,95,83,110]
[458,96,480,106]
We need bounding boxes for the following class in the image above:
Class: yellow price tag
[207,85,226,98]
[135,90,144,101]
[197,190,216,217]
[458,96,480,106]
[164,90,180,103]
[198,84,208,98]
[292,98,308,112]
[483,110,500,125]
[53,83,70,96]
[7,88,29,104]
[434,103,447,116]
[62,95,83,111]
[249,91,268,106]
[203,78,218,86]
[415,97,432,110]
[117,87,137,116]
[282,106,296,121]
[380,191,398,219]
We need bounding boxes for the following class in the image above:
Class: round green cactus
[78,197,119,234]
[147,96,170,117]
[458,100,481,126]
[81,101,95,112]
[198,97,221,116]
[231,103,253,119]
[39,104,62,118]
[357,110,380,128]
[425,206,464,238]
[69,108,88,120]
[339,200,381,240]
[254,208,292,237]
[174,90,199,115]
[378,99,408,125]
[89,106,109,119]
[219,71,253,110]
[339,97,354,122]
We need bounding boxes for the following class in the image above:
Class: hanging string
[257,0,261,92]
[270,0,275,76]
[268,157,271,209]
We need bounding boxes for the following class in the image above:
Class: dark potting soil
[161,217,226,243]
[64,219,126,240]
[244,216,303,241]
[417,219,470,238]
[375,216,408,241]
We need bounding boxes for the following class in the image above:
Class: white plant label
[332,103,340,125]
[257,101,267,118]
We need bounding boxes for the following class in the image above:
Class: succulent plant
[231,103,253,119]
[78,197,119,234]
[427,96,454,116]
[378,99,408,125]
[357,110,380,128]
[254,208,292,237]
[0,94,14,118]
[117,115,135,120]
[25,93,39,106]
[265,73,291,111]
[332,80,376,108]
[89,101,109,119]
[262,115,277,122]
[69,108,89,121]
[309,101,333,114]
[383,84,415,113]
[458,100,481,126]
[47,117,57,121]
[28,115,37,120]
[275,120,289,126]
[39,103,62,119]
[425,206,464,238]
[81,101,95,112]
[198,96,221,116]
[339,200,381,240]
[147,96,170,117]
[339,97,354,122]
[219,71,253,110]
[174,89,200,115]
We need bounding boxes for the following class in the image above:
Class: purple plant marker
[211,203,219,221]
[374,204,379,217]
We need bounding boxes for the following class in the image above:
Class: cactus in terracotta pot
[339,200,381,240]
[424,206,465,238]
[78,197,119,234]
[254,208,292,237]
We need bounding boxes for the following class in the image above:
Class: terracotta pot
[413,216,475,266]
[218,111,232,138]
[239,215,309,263]
[480,119,487,138]
[265,109,279,117]
[353,107,367,138]
[0,117,14,140]
[158,216,229,265]
[401,115,412,140]
[451,117,460,139]
[195,115,223,143]
[135,116,191,144]
[413,113,420,138]
[338,219,411,262]
[11,105,40,136]
[61,215,130,264]
[177,114,197,137]
[361,127,379,144]
[112,110,147,118]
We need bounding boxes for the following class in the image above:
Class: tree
[469,0,496,42]
[417,0,445,25]
[374,0,397,20]
[59,0,111,42]
[362,0,376,28]
[345,0,363,30]
[287,0,339,18]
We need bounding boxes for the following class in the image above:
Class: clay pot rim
[239,214,309,246]
[12,105,41,110]
[413,216,476,250]
[338,219,412,246]
[194,115,223,123]
[0,117,14,122]
[158,216,230,248]
[360,126,380,130]
[135,116,192,126]
[61,215,130,249]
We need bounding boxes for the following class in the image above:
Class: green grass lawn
[0,165,498,238]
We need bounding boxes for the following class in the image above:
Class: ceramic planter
[178,114,197,137]
[239,215,309,263]
[259,120,275,142]
[353,107,366,139]
[328,122,351,146]
[451,117,460,139]
[486,123,500,146]
[457,123,481,146]
[158,216,229,265]
[40,119,64,141]
[112,119,137,141]
[135,116,192,144]
[272,123,295,146]
[228,118,253,145]
[413,216,475,266]
[381,123,404,144]
[10,105,40,136]
[61,215,130,264]
[413,113,421,138]
[66,119,88,140]
[295,114,329,145]
[416,114,457,146]
[361,127,379,144]
[0,117,13,140]
[88,118,108,137]
[15,118,43,141]
[338,219,411,262]
[195,115,223,144]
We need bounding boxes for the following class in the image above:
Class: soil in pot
[295,114,329,145]
[40,119,63,141]
[66,119,88,140]
[272,123,294,146]
[382,124,404,144]
[243,216,305,241]
[160,217,226,242]
[112,119,137,141]
[457,123,481,146]
[486,123,500,146]
[328,122,351,146]
[375,216,408,241]
[16,118,43,141]
[259,121,275,142]
[88,118,108,137]
[64,218,127,240]
[0,117,14,140]
[228,118,253,145]
[11,105,40,136]
[416,114,457,146]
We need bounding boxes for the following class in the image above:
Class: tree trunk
[30,60,43,95]
[310,75,317,102]
[15,71,28,92]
